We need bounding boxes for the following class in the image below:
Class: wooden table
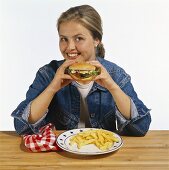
[0,130,169,170]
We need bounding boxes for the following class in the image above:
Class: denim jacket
[11,57,151,136]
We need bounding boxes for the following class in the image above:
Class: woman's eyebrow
[59,33,85,38]
[74,33,85,36]
[59,35,66,37]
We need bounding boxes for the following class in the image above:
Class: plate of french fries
[56,128,123,155]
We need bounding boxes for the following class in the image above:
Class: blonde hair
[57,5,105,58]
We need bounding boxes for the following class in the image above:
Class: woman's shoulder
[39,59,64,72]
[97,57,131,87]
[34,60,65,80]
[46,60,64,72]
[97,57,125,73]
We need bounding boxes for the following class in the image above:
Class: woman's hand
[88,60,131,119]
[29,60,76,124]
[88,60,119,91]
[49,60,76,93]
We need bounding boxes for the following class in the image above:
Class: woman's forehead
[58,21,91,37]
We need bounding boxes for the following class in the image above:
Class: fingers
[61,79,73,87]
[63,74,73,80]
[87,60,102,68]
[59,60,76,71]
[54,60,75,80]
[56,60,76,76]
[63,59,76,67]
[87,60,106,72]
[87,60,111,83]
[93,74,102,80]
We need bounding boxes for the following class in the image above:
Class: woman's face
[58,21,100,62]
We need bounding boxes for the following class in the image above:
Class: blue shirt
[11,57,151,136]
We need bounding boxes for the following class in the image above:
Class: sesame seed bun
[68,62,96,71]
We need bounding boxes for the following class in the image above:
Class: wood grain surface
[0,130,168,170]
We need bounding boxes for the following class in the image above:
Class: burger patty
[69,69,100,78]
[73,72,91,79]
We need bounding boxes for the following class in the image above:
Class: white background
[0,0,169,130]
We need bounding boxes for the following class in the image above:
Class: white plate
[56,128,123,155]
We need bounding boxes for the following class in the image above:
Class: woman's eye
[60,38,67,42]
[75,37,83,42]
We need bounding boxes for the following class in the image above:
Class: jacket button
[90,113,95,118]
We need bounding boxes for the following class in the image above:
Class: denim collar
[91,82,107,92]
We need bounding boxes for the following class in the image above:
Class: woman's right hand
[49,60,76,93]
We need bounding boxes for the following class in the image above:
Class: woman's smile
[66,52,81,60]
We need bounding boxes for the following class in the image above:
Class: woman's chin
[76,80,92,84]
[74,57,85,62]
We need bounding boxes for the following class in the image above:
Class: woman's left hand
[87,60,118,91]
[88,60,131,119]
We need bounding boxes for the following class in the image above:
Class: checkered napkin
[23,123,61,152]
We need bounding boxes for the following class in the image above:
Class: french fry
[69,129,119,151]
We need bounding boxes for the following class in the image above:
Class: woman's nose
[67,39,75,50]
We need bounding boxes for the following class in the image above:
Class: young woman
[11,5,151,136]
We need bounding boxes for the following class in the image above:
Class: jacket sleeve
[11,66,53,135]
[114,69,151,136]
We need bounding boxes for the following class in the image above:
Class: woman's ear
[94,38,100,47]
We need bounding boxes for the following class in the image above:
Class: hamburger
[66,62,101,82]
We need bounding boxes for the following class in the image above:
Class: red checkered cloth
[23,123,61,152]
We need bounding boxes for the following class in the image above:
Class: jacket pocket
[47,108,77,130]
[100,110,116,131]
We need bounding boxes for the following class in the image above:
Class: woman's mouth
[67,53,80,60]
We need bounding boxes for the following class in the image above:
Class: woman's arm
[108,84,131,119]
[28,60,75,124]
[88,60,131,119]
[88,60,151,136]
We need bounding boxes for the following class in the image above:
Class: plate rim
[56,128,123,155]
